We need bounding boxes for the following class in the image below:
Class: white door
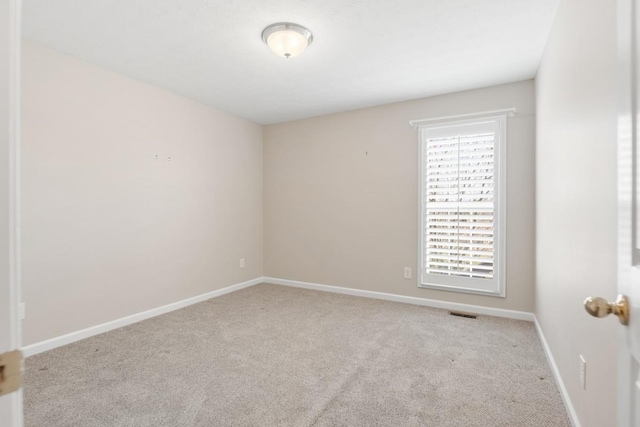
[0,0,23,426]
[615,0,640,426]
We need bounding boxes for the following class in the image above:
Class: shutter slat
[427,268,494,279]
[427,255,493,263]
[426,249,495,258]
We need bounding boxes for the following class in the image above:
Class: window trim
[415,113,508,298]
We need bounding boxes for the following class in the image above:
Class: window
[416,114,507,296]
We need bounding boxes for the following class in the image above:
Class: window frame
[416,114,508,297]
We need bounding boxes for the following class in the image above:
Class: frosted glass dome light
[262,23,313,59]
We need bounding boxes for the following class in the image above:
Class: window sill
[418,282,506,298]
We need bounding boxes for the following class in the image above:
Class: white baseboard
[534,316,581,427]
[263,277,534,321]
[22,277,263,357]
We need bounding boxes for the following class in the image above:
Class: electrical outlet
[403,267,412,279]
[240,258,245,269]
[19,303,25,320]
[579,355,586,390]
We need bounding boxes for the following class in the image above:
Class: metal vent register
[449,311,477,319]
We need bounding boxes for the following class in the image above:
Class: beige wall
[264,80,535,312]
[535,0,618,425]
[21,42,263,345]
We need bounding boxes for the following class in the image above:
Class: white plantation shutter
[418,116,506,296]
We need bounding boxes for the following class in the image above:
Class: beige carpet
[25,284,571,426]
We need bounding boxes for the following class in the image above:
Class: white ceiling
[23,0,559,124]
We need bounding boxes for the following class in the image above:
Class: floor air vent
[449,311,477,319]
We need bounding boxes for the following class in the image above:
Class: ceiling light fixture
[262,22,313,59]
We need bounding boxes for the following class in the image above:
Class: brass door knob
[583,294,629,325]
